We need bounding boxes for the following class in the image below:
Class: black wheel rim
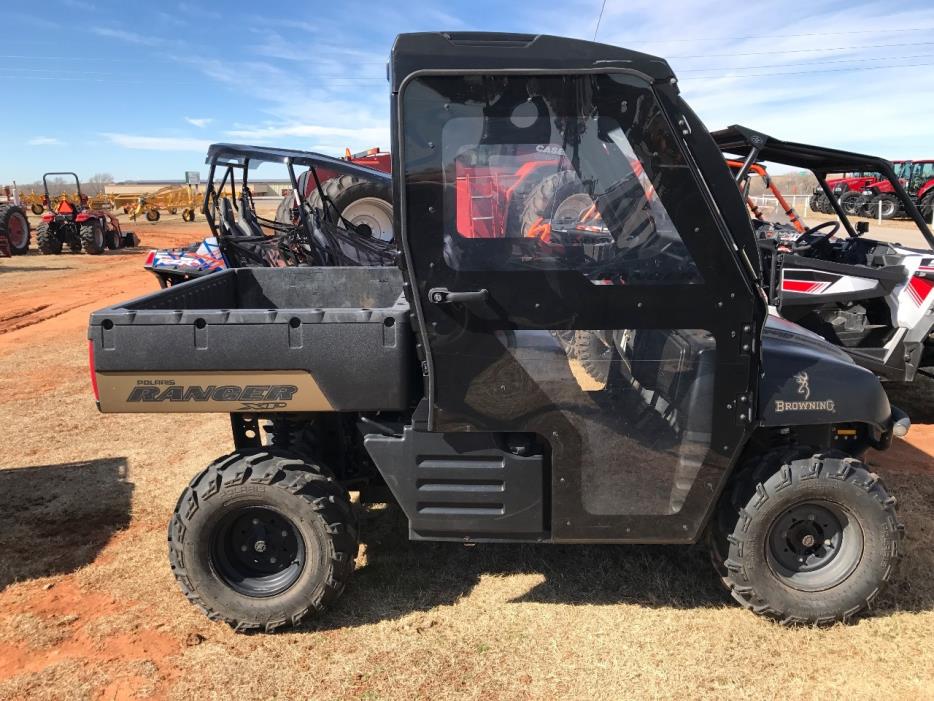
[211,506,305,597]
[766,501,863,592]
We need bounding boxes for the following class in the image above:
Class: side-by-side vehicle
[89,33,906,631]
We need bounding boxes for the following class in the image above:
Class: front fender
[758,315,892,433]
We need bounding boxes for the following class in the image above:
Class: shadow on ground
[885,374,934,421]
[0,265,70,274]
[0,458,132,591]
[313,461,933,631]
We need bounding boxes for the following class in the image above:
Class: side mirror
[856,221,870,236]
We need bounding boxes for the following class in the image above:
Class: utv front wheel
[715,452,901,624]
[168,451,358,632]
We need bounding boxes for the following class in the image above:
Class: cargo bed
[89,267,416,413]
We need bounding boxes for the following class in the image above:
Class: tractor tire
[919,191,934,223]
[275,192,295,225]
[35,222,63,255]
[0,204,31,255]
[181,208,195,222]
[868,193,899,220]
[838,190,863,216]
[807,193,821,214]
[31,203,44,215]
[815,193,832,214]
[168,450,358,632]
[518,170,590,238]
[79,220,106,255]
[571,330,614,385]
[310,175,394,242]
[145,208,160,222]
[169,207,178,215]
[105,228,123,250]
[711,450,901,625]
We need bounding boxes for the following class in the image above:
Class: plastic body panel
[89,267,418,412]
[758,315,892,432]
[365,427,546,541]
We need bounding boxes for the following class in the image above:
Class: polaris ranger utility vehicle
[714,125,934,382]
[89,33,907,631]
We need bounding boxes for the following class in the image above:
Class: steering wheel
[793,220,840,254]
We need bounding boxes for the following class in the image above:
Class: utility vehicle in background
[715,125,934,382]
[145,146,395,287]
[90,32,906,631]
[36,172,137,255]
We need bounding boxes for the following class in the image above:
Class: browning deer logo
[775,372,835,413]
[795,372,810,400]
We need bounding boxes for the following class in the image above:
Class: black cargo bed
[89,267,416,413]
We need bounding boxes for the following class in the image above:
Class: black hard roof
[205,144,391,183]
[711,125,893,174]
[390,32,675,91]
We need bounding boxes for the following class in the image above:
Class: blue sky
[4,0,934,181]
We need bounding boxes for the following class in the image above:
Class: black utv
[89,32,907,631]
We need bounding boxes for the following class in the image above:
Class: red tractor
[276,148,394,239]
[809,169,883,215]
[276,145,575,243]
[36,172,137,255]
[857,159,934,220]
[0,186,31,256]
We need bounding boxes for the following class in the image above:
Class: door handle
[428,287,489,304]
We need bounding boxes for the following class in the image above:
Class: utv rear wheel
[0,205,31,255]
[168,450,358,632]
[35,223,62,255]
[714,451,901,624]
[80,220,105,255]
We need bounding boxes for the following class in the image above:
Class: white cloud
[185,117,213,128]
[224,122,387,144]
[28,137,62,146]
[91,26,162,46]
[101,133,211,152]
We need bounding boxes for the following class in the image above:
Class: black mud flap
[364,428,546,541]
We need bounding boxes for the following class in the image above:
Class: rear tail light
[88,340,100,402]
[144,250,155,267]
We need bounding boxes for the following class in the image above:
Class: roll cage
[712,124,934,251]
[202,144,395,267]
[42,172,85,214]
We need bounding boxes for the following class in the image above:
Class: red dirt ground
[0,214,932,700]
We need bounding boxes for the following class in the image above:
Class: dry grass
[0,239,933,700]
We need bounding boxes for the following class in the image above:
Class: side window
[439,74,703,286]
